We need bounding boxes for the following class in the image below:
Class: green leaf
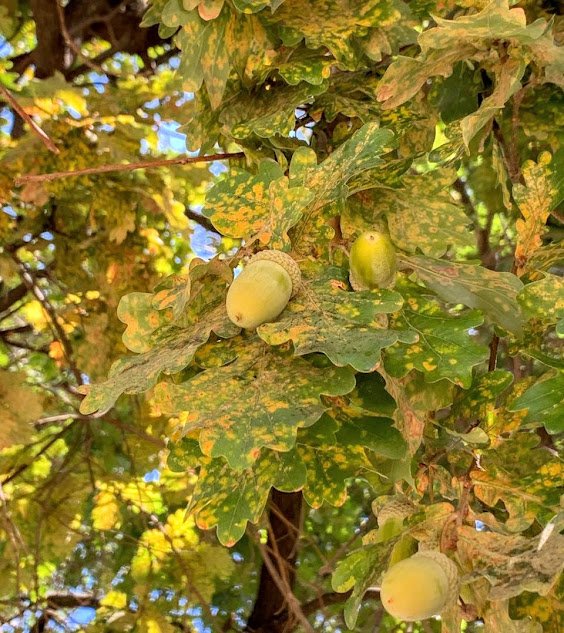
[220,81,327,139]
[334,409,407,460]
[268,0,401,68]
[518,274,564,322]
[402,255,524,334]
[385,278,489,387]
[153,341,356,469]
[175,6,231,109]
[509,371,564,434]
[203,161,314,248]
[79,262,238,415]
[331,542,394,629]
[190,449,306,546]
[258,265,416,372]
[461,57,526,147]
[379,169,474,257]
[117,292,175,354]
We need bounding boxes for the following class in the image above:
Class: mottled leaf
[220,81,327,139]
[509,371,564,434]
[514,150,564,275]
[289,123,396,211]
[457,524,564,600]
[190,449,306,546]
[518,274,564,323]
[117,293,175,354]
[152,273,191,321]
[472,433,563,530]
[461,57,526,147]
[385,278,489,387]
[79,262,238,415]
[258,265,416,372]
[402,255,524,334]
[203,161,314,248]
[377,169,474,257]
[269,0,401,68]
[175,7,231,109]
[153,341,356,469]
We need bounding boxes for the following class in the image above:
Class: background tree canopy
[1,0,563,631]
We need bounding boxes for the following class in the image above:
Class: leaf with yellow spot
[297,414,381,509]
[379,169,474,257]
[402,254,524,335]
[151,273,192,321]
[258,265,416,372]
[510,573,564,633]
[189,448,306,546]
[289,123,395,213]
[509,370,564,434]
[268,0,401,68]
[79,260,238,415]
[514,150,564,275]
[220,81,327,139]
[385,278,488,387]
[174,5,231,109]
[445,369,514,441]
[472,433,563,531]
[154,340,356,469]
[518,274,564,323]
[117,292,175,354]
[204,161,313,248]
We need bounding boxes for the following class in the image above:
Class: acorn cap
[377,497,416,527]
[415,551,460,608]
[349,269,366,291]
[248,250,302,297]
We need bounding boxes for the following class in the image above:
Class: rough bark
[246,490,303,633]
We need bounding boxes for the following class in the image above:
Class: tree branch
[185,209,218,234]
[0,85,59,154]
[55,0,111,76]
[15,152,245,185]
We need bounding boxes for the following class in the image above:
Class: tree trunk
[246,490,303,633]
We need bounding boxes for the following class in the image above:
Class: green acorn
[349,231,397,290]
[226,250,301,330]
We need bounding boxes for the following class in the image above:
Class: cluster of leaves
[1,0,564,632]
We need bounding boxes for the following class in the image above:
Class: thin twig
[14,152,245,185]
[12,255,83,385]
[249,526,316,633]
[55,0,108,76]
[0,85,59,154]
